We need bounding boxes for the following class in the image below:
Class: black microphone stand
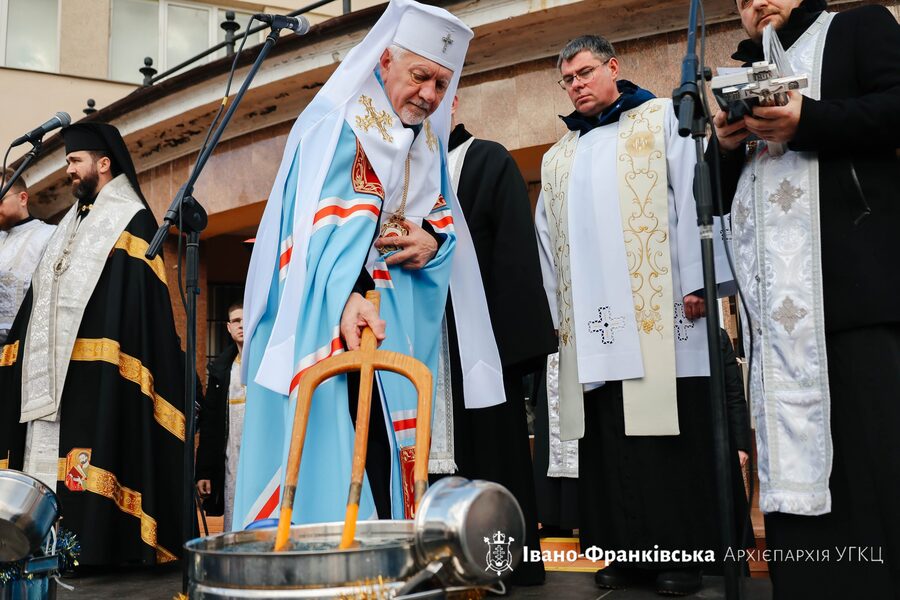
[672,1,743,599]
[144,24,293,595]
[0,141,43,199]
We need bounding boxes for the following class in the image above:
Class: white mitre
[392,2,472,72]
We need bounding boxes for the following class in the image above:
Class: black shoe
[594,564,638,589]
[656,569,702,596]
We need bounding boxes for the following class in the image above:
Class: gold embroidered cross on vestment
[355,95,395,143]
[424,120,438,153]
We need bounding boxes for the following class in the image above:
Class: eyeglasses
[557,59,611,90]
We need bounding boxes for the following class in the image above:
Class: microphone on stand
[253,13,310,34]
[10,112,71,148]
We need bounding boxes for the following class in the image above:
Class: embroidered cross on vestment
[355,95,395,143]
[588,306,625,345]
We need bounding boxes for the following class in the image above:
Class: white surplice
[536,99,734,440]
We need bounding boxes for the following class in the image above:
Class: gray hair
[557,35,616,70]
[388,44,410,62]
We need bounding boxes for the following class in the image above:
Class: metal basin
[186,520,417,597]
[0,470,59,562]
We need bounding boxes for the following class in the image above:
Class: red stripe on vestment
[428,215,453,228]
[279,246,293,270]
[254,485,280,521]
[289,336,344,393]
[393,418,416,432]
[313,203,379,223]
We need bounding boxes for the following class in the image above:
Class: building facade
[7,0,899,364]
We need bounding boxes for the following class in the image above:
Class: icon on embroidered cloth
[64,448,92,492]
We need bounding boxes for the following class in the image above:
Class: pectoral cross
[441,33,453,53]
[355,95,394,143]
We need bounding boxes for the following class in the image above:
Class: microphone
[253,13,310,34]
[11,112,71,148]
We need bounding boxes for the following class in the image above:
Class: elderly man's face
[379,48,453,126]
[737,0,803,41]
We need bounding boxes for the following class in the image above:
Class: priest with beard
[426,96,557,586]
[0,122,187,567]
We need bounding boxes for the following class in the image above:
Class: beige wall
[0,69,135,162]
[59,0,111,80]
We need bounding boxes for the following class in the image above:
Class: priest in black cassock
[0,122,187,566]
[428,97,557,586]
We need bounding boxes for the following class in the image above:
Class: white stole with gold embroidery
[537,98,730,440]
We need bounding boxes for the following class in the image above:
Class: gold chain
[396,153,411,221]
[377,153,412,255]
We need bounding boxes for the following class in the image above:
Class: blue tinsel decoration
[0,528,80,584]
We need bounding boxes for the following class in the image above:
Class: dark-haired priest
[0,122,187,567]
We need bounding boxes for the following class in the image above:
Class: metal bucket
[414,477,524,585]
[186,520,417,599]
[0,471,59,562]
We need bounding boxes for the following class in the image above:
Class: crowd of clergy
[0,0,897,598]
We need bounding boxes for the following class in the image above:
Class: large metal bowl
[186,520,418,593]
[0,470,59,562]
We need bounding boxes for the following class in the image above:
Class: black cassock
[435,124,557,585]
[577,334,752,573]
[0,209,187,566]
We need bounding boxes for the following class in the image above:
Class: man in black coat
[712,1,900,597]
[429,97,557,586]
[196,302,244,530]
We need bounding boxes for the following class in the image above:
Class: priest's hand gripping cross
[273,291,433,552]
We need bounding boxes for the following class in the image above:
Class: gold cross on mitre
[355,95,395,143]
[441,33,453,53]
